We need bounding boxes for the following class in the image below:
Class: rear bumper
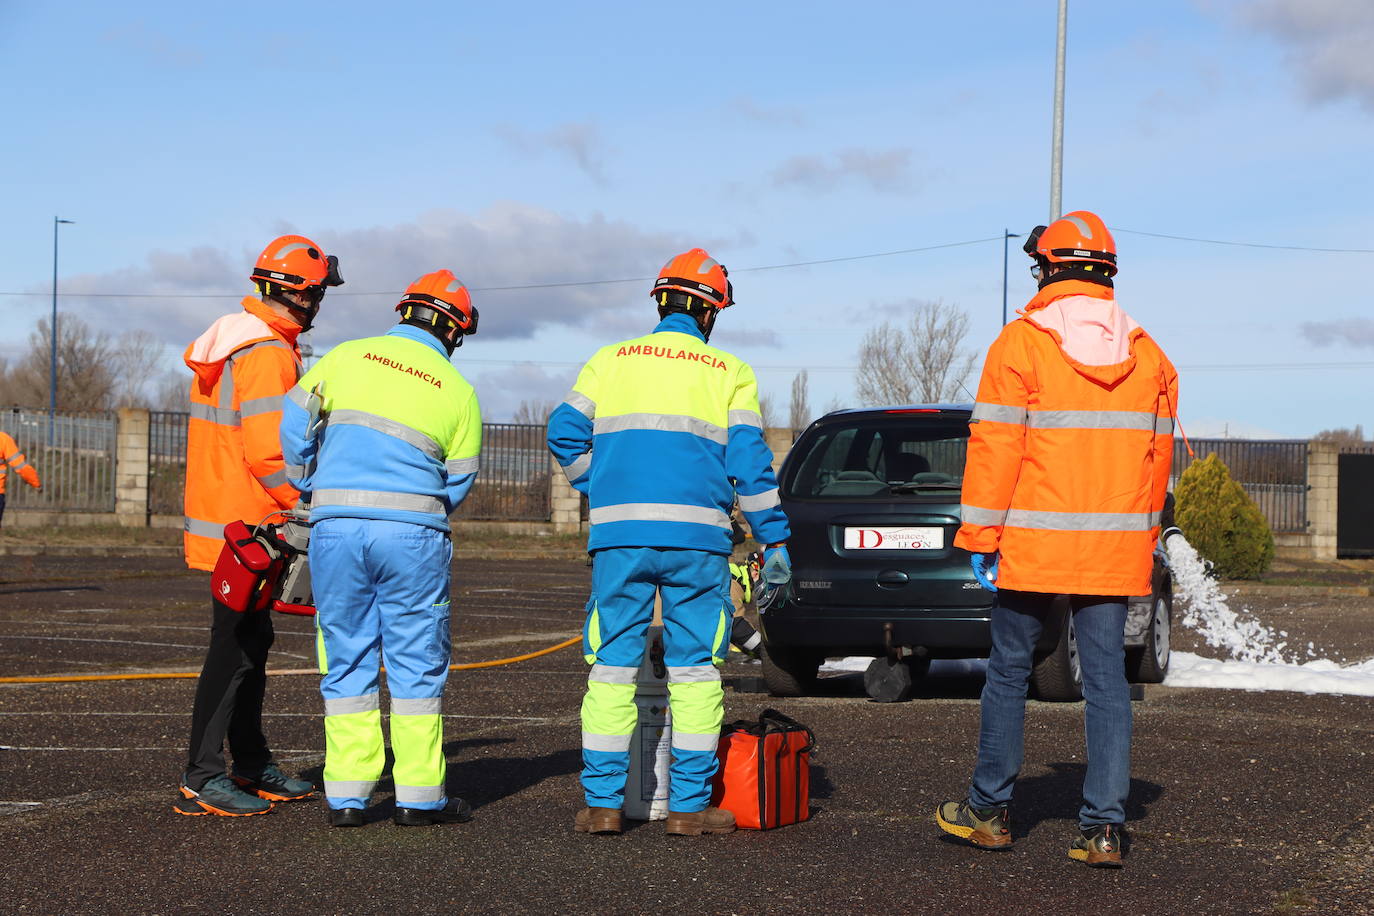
[758,602,1000,658]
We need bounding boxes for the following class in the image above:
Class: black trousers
[184,598,276,790]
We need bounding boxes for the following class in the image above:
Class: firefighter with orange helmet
[936,211,1178,867]
[175,235,343,817]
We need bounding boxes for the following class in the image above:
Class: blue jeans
[968,590,1132,827]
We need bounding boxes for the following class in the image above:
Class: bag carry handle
[758,707,816,756]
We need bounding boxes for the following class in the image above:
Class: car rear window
[784,417,969,499]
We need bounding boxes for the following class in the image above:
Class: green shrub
[1175,453,1275,579]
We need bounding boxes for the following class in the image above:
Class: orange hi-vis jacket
[955,279,1178,597]
[182,297,303,571]
[1,430,42,494]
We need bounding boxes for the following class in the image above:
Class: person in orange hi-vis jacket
[174,235,343,818]
[936,211,1178,870]
[0,428,43,529]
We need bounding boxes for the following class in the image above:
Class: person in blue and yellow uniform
[548,248,792,837]
[280,270,482,828]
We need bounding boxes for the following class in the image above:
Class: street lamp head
[57,219,75,224]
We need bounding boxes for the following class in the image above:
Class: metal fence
[1,407,117,512]
[1172,438,1309,533]
[454,423,551,521]
[148,411,189,516]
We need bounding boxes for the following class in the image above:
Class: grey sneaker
[935,799,1013,849]
[233,763,315,801]
[1069,824,1125,868]
[176,773,273,817]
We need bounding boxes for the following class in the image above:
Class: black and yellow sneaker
[935,799,1013,849]
[1068,824,1125,868]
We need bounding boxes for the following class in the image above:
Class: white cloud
[51,203,706,351]
[727,96,806,128]
[493,121,609,184]
[1239,0,1374,108]
[770,148,917,193]
[467,362,576,423]
[1300,317,1374,347]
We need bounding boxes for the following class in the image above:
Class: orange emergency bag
[210,520,283,612]
[711,708,815,829]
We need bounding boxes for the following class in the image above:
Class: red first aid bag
[711,708,815,829]
[210,521,282,612]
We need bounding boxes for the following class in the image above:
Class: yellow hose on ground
[0,635,581,685]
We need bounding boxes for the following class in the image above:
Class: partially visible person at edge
[280,270,481,828]
[0,428,42,530]
[935,211,1178,869]
[175,235,343,817]
[548,248,792,837]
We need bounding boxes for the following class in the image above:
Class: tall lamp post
[1049,0,1068,222]
[50,217,75,442]
[1002,229,1021,326]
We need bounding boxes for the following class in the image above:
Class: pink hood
[184,297,299,387]
[1020,282,1144,387]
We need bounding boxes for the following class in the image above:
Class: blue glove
[762,544,792,585]
[970,552,999,592]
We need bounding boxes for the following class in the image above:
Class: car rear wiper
[888,482,961,493]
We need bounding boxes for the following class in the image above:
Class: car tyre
[1126,592,1171,684]
[864,656,931,703]
[1031,603,1083,702]
[760,643,823,697]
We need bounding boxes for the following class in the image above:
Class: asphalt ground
[2,551,1372,915]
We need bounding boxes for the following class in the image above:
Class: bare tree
[109,330,172,408]
[788,370,810,430]
[5,315,115,409]
[854,300,976,406]
[512,398,558,425]
[1313,425,1367,444]
[152,370,192,411]
[758,393,779,430]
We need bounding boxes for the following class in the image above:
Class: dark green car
[758,405,1172,702]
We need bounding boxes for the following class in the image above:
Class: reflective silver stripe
[312,489,446,514]
[1155,416,1174,435]
[589,664,639,684]
[737,488,780,513]
[562,452,592,482]
[445,456,480,475]
[286,386,310,407]
[671,732,720,752]
[971,402,1027,425]
[285,464,306,480]
[392,696,442,716]
[184,517,224,539]
[728,409,763,428]
[240,394,284,419]
[324,693,380,716]
[189,402,240,426]
[329,409,443,459]
[666,665,720,684]
[324,780,376,798]
[256,469,290,489]
[564,390,595,418]
[395,785,446,805]
[589,503,731,530]
[12,459,31,471]
[961,504,1008,527]
[1005,508,1161,532]
[1026,409,1156,431]
[582,731,633,753]
[594,412,727,445]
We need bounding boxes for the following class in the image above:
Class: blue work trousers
[969,590,1132,827]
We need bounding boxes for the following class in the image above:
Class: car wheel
[760,643,823,697]
[1031,605,1083,702]
[1126,592,1171,683]
[863,656,931,703]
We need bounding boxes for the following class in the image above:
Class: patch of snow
[1165,651,1374,697]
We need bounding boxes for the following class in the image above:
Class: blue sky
[3,1,1372,435]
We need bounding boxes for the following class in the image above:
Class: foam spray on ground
[1163,532,1290,664]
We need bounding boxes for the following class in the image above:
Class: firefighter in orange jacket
[0,429,42,529]
[936,211,1177,868]
[175,235,343,817]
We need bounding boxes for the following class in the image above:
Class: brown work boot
[574,806,623,835]
[665,806,736,836]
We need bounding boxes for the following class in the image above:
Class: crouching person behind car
[935,212,1177,868]
[281,270,481,828]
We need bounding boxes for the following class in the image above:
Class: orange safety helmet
[1023,210,1117,278]
[396,269,478,350]
[650,248,733,310]
[250,235,343,291]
